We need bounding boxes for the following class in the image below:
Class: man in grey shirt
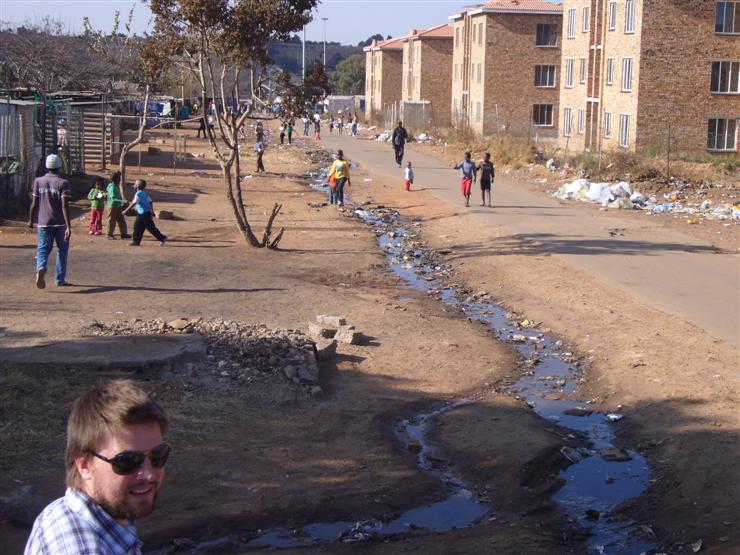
[476,152,495,207]
[28,154,72,288]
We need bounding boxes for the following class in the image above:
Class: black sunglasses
[89,443,170,475]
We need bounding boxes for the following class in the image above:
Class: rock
[316,315,347,327]
[157,210,177,220]
[308,323,337,339]
[168,318,190,331]
[283,365,298,380]
[298,364,319,383]
[335,325,362,345]
[314,339,338,361]
[147,146,161,154]
[600,447,633,462]
[585,509,600,521]
[310,385,323,397]
[510,334,527,343]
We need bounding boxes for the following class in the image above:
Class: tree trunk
[119,87,150,200]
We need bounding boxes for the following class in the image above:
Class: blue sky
[0,0,488,44]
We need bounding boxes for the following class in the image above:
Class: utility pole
[302,26,306,81]
[322,17,328,67]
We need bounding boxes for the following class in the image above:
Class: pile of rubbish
[553,179,740,222]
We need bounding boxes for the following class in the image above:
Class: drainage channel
[160,170,656,553]
[302,170,656,554]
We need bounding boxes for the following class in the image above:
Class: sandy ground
[1,125,581,554]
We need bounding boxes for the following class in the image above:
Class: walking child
[123,180,167,246]
[255,136,266,173]
[404,162,414,192]
[327,149,351,206]
[86,177,106,235]
[454,152,477,207]
[476,152,495,207]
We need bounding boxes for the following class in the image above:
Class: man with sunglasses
[25,379,170,554]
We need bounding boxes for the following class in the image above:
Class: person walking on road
[455,152,477,207]
[404,161,414,192]
[476,152,495,207]
[123,180,167,246]
[302,115,309,136]
[255,136,266,173]
[86,177,107,235]
[28,154,73,288]
[24,379,170,555]
[314,119,321,141]
[391,121,408,167]
[287,121,293,144]
[327,149,351,206]
[106,171,130,240]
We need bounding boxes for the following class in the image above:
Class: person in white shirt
[404,161,414,192]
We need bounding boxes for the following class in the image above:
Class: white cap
[46,154,62,169]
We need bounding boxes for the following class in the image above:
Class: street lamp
[322,17,328,67]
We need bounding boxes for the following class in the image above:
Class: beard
[94,482,159,522]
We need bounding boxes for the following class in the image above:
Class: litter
[604,413,624,422]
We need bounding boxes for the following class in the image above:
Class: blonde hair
[66,380,169,488]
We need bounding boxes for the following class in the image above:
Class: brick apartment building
[450,0,563,137]
[364,37,404,120]
[559,0,739,155]
[401,24,454,127]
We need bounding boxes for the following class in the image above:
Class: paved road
[322,133,740,347]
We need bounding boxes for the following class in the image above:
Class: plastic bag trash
[699,200,711,210]
[609,197,634,210]
[629,191,647,205]
[417,133,429,141]
[546,158,557,171]
[652,203,673,214]
[78,216,86,221]
[586,182,615,204]
[609,181,632,197]
[376,132,390,142]
[604,413,624,422]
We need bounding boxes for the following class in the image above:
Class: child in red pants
[404,161,414,191]
[86,177,106,235]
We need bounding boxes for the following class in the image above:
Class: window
[535,65,556,87]
[565,59,574,88]
[578,109,585,134]
[716,2,739,33]
[478,22,483,46]
[582,6,590,32]
[563,107,573,136]
[606,58,614,85]
[454,64,458,81]
[711,61,740,93]
[608,1,617,30]
[455,27,459,47]
[619,114,630,147]
[567,9,576,38]
[708,118,738,151]
[415,76,420,93]
[477,63,482,84]
[603,111,612,138]
[476,101,481,123]
[533,104,553,126]
[625,0,636,33]
[536,23,557,46]
[580,58,587,84]
[472,23,477,44]
[622,58,633,91]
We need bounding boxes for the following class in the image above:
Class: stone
[335,325,362,345]
[310,385,323,397]
[147,146,161,154]
[308,323,337,339]
[283,365,298,380]
[564,407,593,417]
[316,315,347,327]
[314,339,338,361]
[600,447,633,462]
[168,318,190,330]
[157,210,176,220]
[298,364,319,383]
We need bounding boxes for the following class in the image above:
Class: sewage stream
[161,172,657,553]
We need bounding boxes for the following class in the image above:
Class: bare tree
[83,10,172,193]
[146,0,322,249]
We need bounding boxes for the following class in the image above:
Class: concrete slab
[0,334,207,369]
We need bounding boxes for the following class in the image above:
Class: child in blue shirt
[123,179,167,246]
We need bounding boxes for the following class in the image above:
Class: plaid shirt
[24,488,142,555]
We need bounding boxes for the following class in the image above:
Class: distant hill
[269,41,364,76]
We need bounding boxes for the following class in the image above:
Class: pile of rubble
[553,178,740,222]
[84,318,325,395]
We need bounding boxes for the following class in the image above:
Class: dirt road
[323,132,739,347]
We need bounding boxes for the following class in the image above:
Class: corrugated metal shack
[0,99,42,205]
